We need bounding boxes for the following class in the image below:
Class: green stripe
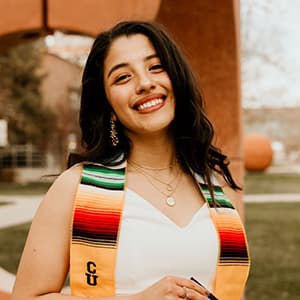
[82,175,124,189]
[201,184,234,208]
[207,198,234,208]
[82,164,125,189]
[84,165,125,177]
[83,173,124,183]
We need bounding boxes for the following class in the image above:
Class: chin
[140,120,173,135]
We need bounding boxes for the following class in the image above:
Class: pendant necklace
[128,161,182,207]
[128,160,179,194]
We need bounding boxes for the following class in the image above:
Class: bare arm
[12,164,137,300]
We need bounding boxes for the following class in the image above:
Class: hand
[135,275,209,300]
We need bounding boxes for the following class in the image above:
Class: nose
[135,72,156,94]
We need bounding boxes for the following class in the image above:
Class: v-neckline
[125,187,208,230]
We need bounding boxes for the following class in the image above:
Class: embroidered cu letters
[85,261,98,286]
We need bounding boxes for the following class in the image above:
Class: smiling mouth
[134,96,166,112]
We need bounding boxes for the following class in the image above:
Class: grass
[0,201,12,206]
[0,202,299,299]
[244,172,300,194]
[245,202,300,299]
[0,181,52,195]
[0,222,31,274]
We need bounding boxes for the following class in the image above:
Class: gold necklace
[128,161,179,193]
[129,163,183,207]
[128,159,176,171]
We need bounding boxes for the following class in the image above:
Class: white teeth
[137,98,163,111]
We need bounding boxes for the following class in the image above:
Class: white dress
[115,187,219,295]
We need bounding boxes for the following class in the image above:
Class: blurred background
[0,0,300,299]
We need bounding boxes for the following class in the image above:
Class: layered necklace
[128,159,182,207]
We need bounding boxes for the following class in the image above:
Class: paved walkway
[244,193,300,203]
[1,193,300,295]
[0,195,42,229]
[0,195,43,295]
[0,267,15,294]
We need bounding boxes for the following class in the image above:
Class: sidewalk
[0,195,43,297]
[0,267,15,294]
[244,193,300,203]
[0,195,42,229]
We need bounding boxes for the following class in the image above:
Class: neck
[127,131,175,169]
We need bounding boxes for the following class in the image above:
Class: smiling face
[103,34,175,136]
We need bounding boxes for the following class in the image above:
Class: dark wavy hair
[69,21,240,198]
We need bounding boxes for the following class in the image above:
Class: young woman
[12,21,250,300]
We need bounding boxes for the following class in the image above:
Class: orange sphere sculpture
[244,134,273,172]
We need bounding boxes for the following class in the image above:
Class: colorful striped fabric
[72,164,125,248]
[70,162,250,299]
[200,183,250,299]
[70,162,127,297]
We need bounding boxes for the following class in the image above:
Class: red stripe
[73,207,121,234]
[216,225,248,258]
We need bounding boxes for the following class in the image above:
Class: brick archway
[0,0,161,51]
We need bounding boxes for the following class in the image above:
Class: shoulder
[49,163,83,193]
[36,163,83,221]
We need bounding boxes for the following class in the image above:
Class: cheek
[158,73,173,93]
[107,87,133,117]
[108,89,125,108]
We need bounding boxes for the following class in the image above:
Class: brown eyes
[149,64,163,71]
[113,64,164,84]
[114,74,131,83]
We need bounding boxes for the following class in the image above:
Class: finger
[173,278,208,296]
[185,287,209,300]
[174,285,187,298]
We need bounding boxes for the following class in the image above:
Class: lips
[133,94,166,111]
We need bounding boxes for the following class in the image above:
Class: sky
[241,0,300,108]
[45,1,300,109]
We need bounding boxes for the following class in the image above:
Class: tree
[0,40,56,150]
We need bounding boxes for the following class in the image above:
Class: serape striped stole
[70,162,126,297]
[200,184,250,299]
[70,162,250,299]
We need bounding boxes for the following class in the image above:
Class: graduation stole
[70,162,250,299]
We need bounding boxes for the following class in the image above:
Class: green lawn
[0,181,52,195]
[0,202,299,299]
[0,222,31,274]
[0,201,12,206]
[244,172,300,194]
[245,202,300,299]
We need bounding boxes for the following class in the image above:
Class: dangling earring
[110,115,119,146]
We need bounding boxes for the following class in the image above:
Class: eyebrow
[107,53,158,79]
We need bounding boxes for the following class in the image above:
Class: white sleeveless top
[115,188,219,295]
